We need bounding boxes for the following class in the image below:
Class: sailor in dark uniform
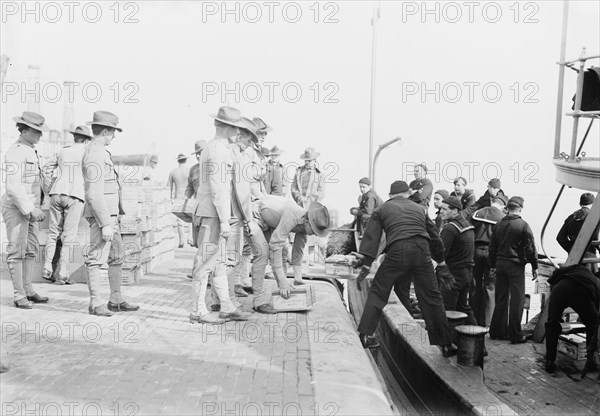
[352,180,457,356]
[556,193,597,256]
[544,265,599,374]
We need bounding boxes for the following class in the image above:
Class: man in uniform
[450,176,477,210]
[43,125,91,284]
[411,163,433,207]
[291,147,325,209]
[190,106,252,323]
[257,195,330,288]
[1,112,49,309]
[352,180,457,356]
[544,265,599,374]
[489,196,538,343]
[184,140,207,278]
[83,111,139,317]
[350,177,383,235]
[464,178,506,217]
[556,193,598,257]
[264,145,286,197]
[167,153,190,248]
[432,189,450,233]
[469,194,507,326]
[439,196,477,325]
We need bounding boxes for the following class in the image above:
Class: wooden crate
[171,199,194,223]
[270,286,316,312]
[325,255,356,278]
[558,334,587,360]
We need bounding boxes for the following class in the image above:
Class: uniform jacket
[194,137,234,222]
[82,139,124,227]
[1,138,43,215]
[257,195,307,249]
[556,207,598,254]
[360,195,445,265]
[489,214,538,269]
[47,142,86,202]
[230,144,254,221]
[264,161,286,196]
[450,189,476,210]
[472,206,505,245]
[441,216,475,269]
[185,163,200,199]
[291,165,325,208]
[464,189,506,217]
[243,145,265,199]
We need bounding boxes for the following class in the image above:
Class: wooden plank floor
[484,338,599,416]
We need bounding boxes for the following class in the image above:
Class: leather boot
[22,257,37,297]
[293,265,305,285]
[107,265,123,305]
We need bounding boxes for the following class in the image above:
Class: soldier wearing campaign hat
[351,180,457,357]
[42,124,92,284]
[2,112,50,308]
[489,196,538,344]
[264,145,286,196]
[168,152,190,248]
[83,111,139,317]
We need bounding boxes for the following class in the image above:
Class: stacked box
[558,334,587,360]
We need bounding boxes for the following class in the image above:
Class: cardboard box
[270,286,316,312]
[558,333,587,360]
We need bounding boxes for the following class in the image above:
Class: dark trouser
[358,237,452,346]
[489,260,525,341]
[393,279,413,314]
[470,244,495,326]
[441,267,477,325]
[545,278,599,363]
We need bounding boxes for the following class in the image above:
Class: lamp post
[372,136,401,190]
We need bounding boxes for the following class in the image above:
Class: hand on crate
[356,265,371,291]
[348,252,366,268]
[531,269,538,281]
[279,281,293,299]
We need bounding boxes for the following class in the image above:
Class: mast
[368,1,380,182]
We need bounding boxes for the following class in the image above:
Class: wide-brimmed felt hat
[270,145,283,155]
[87,111,123,132]
[150,155,158,163]
[240,117,260,143]
[210,106,246,129]
[13,111,49,132]
[308,202,330,237]
[253,117,273,132]
[69,125,92,138]
[176,153,188,161]
[300,147,320,160]
[191,140,207,155]
[261,147,271,157]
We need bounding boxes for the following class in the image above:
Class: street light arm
[372,137,401,190]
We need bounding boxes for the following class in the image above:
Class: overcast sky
[1,0,599,258]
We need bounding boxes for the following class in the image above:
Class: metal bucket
[455,325,489,369]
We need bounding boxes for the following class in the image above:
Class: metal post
[372,137,401,191]
[553,0,569,158]
[368,1,380,180]
[569,48,586,161]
